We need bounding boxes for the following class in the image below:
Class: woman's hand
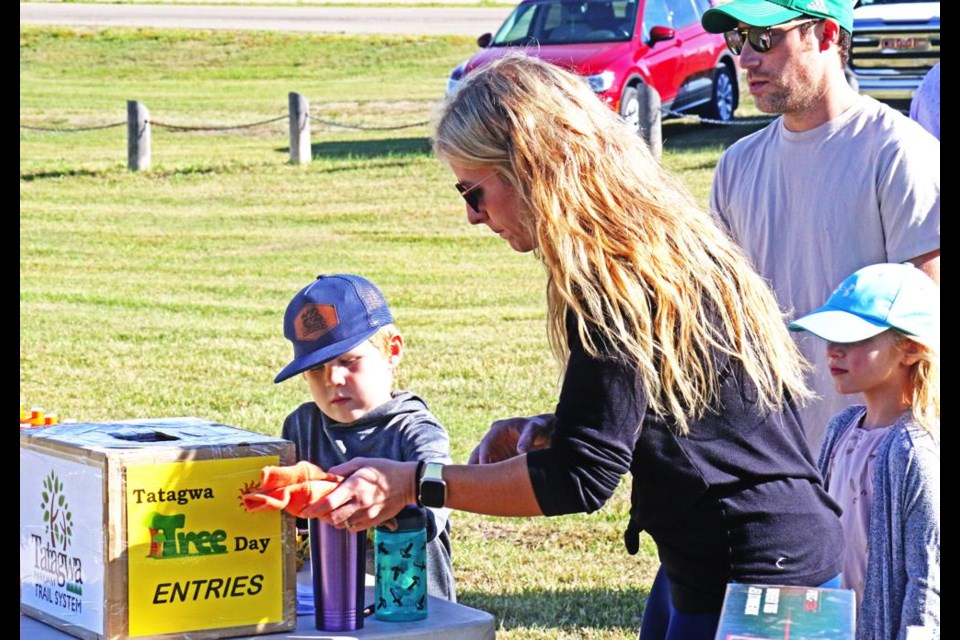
[298,458,417,532]
[468,413,554,464]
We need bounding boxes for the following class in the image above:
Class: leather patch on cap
[295,304,339,340]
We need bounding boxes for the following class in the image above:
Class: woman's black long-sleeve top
[525,319,843,613]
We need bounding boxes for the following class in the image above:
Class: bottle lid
[378,505,426,532]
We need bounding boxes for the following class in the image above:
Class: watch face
[419,480,446,508]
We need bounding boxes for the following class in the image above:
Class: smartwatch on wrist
[417,462,447,508]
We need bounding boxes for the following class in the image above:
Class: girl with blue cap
[790,262,940,640]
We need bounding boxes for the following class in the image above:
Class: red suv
[448,0,738,128]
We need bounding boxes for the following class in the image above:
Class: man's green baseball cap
[702,0,853,34]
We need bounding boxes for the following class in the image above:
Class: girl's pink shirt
[825,417,896,606]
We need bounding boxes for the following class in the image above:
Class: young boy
[274,273,456,601]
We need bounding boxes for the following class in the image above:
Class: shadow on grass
[22,124,764,182]
[458,585,651,632]
[152,166,224,178]
[22,165,239,181]
[283,123,769,180]
[20,168,104,182]
[294,123,770,162]
[662,116,772,153]
[271,137,433,172]
[277,137,432,160]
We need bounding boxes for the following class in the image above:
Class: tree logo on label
[41,470,75,551]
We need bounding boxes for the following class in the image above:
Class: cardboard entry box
[20,417,297,640]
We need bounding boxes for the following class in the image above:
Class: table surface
[21,577,496,640]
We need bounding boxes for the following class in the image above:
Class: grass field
[21,25,767,638]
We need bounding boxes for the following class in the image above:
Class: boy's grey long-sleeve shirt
[282,391,456,601]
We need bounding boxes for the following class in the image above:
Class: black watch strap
[417,462,447,509]
[414,460,427,506]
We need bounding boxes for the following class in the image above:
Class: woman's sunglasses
[455,173,497,212]
[723,19,820,55]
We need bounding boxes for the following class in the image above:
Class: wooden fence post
[636,84,662,161]
[127,100,151,172]
[289,92,311,165]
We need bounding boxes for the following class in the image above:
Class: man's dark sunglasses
[455,173,496,212]
[723,19,820,55]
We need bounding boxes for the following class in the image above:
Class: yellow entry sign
[126,456,282,636]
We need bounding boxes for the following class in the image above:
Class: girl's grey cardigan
[818,405,940,640]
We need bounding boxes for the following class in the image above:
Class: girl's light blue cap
[788,263,939,348]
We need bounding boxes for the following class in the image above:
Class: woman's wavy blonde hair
[434,54,811,433]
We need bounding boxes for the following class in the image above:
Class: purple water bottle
[309,518,366,631]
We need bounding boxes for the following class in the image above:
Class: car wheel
[619,86,641,134]
[704,65,737,122]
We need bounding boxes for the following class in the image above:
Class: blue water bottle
[374,506,428,621]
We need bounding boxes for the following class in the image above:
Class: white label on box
[744,586,762,616]
[20,449,105,634]
[763,587,780,614]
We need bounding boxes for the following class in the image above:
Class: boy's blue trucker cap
[702,0,853,34]
[275,274,394,383]
[788,263,939,349]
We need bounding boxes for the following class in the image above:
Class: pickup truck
[848,1,940,112]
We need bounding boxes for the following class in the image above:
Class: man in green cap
[701,0,940,453]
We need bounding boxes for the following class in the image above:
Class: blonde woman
[303,54,843,640]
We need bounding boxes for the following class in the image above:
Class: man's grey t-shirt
[711,96,940,451]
